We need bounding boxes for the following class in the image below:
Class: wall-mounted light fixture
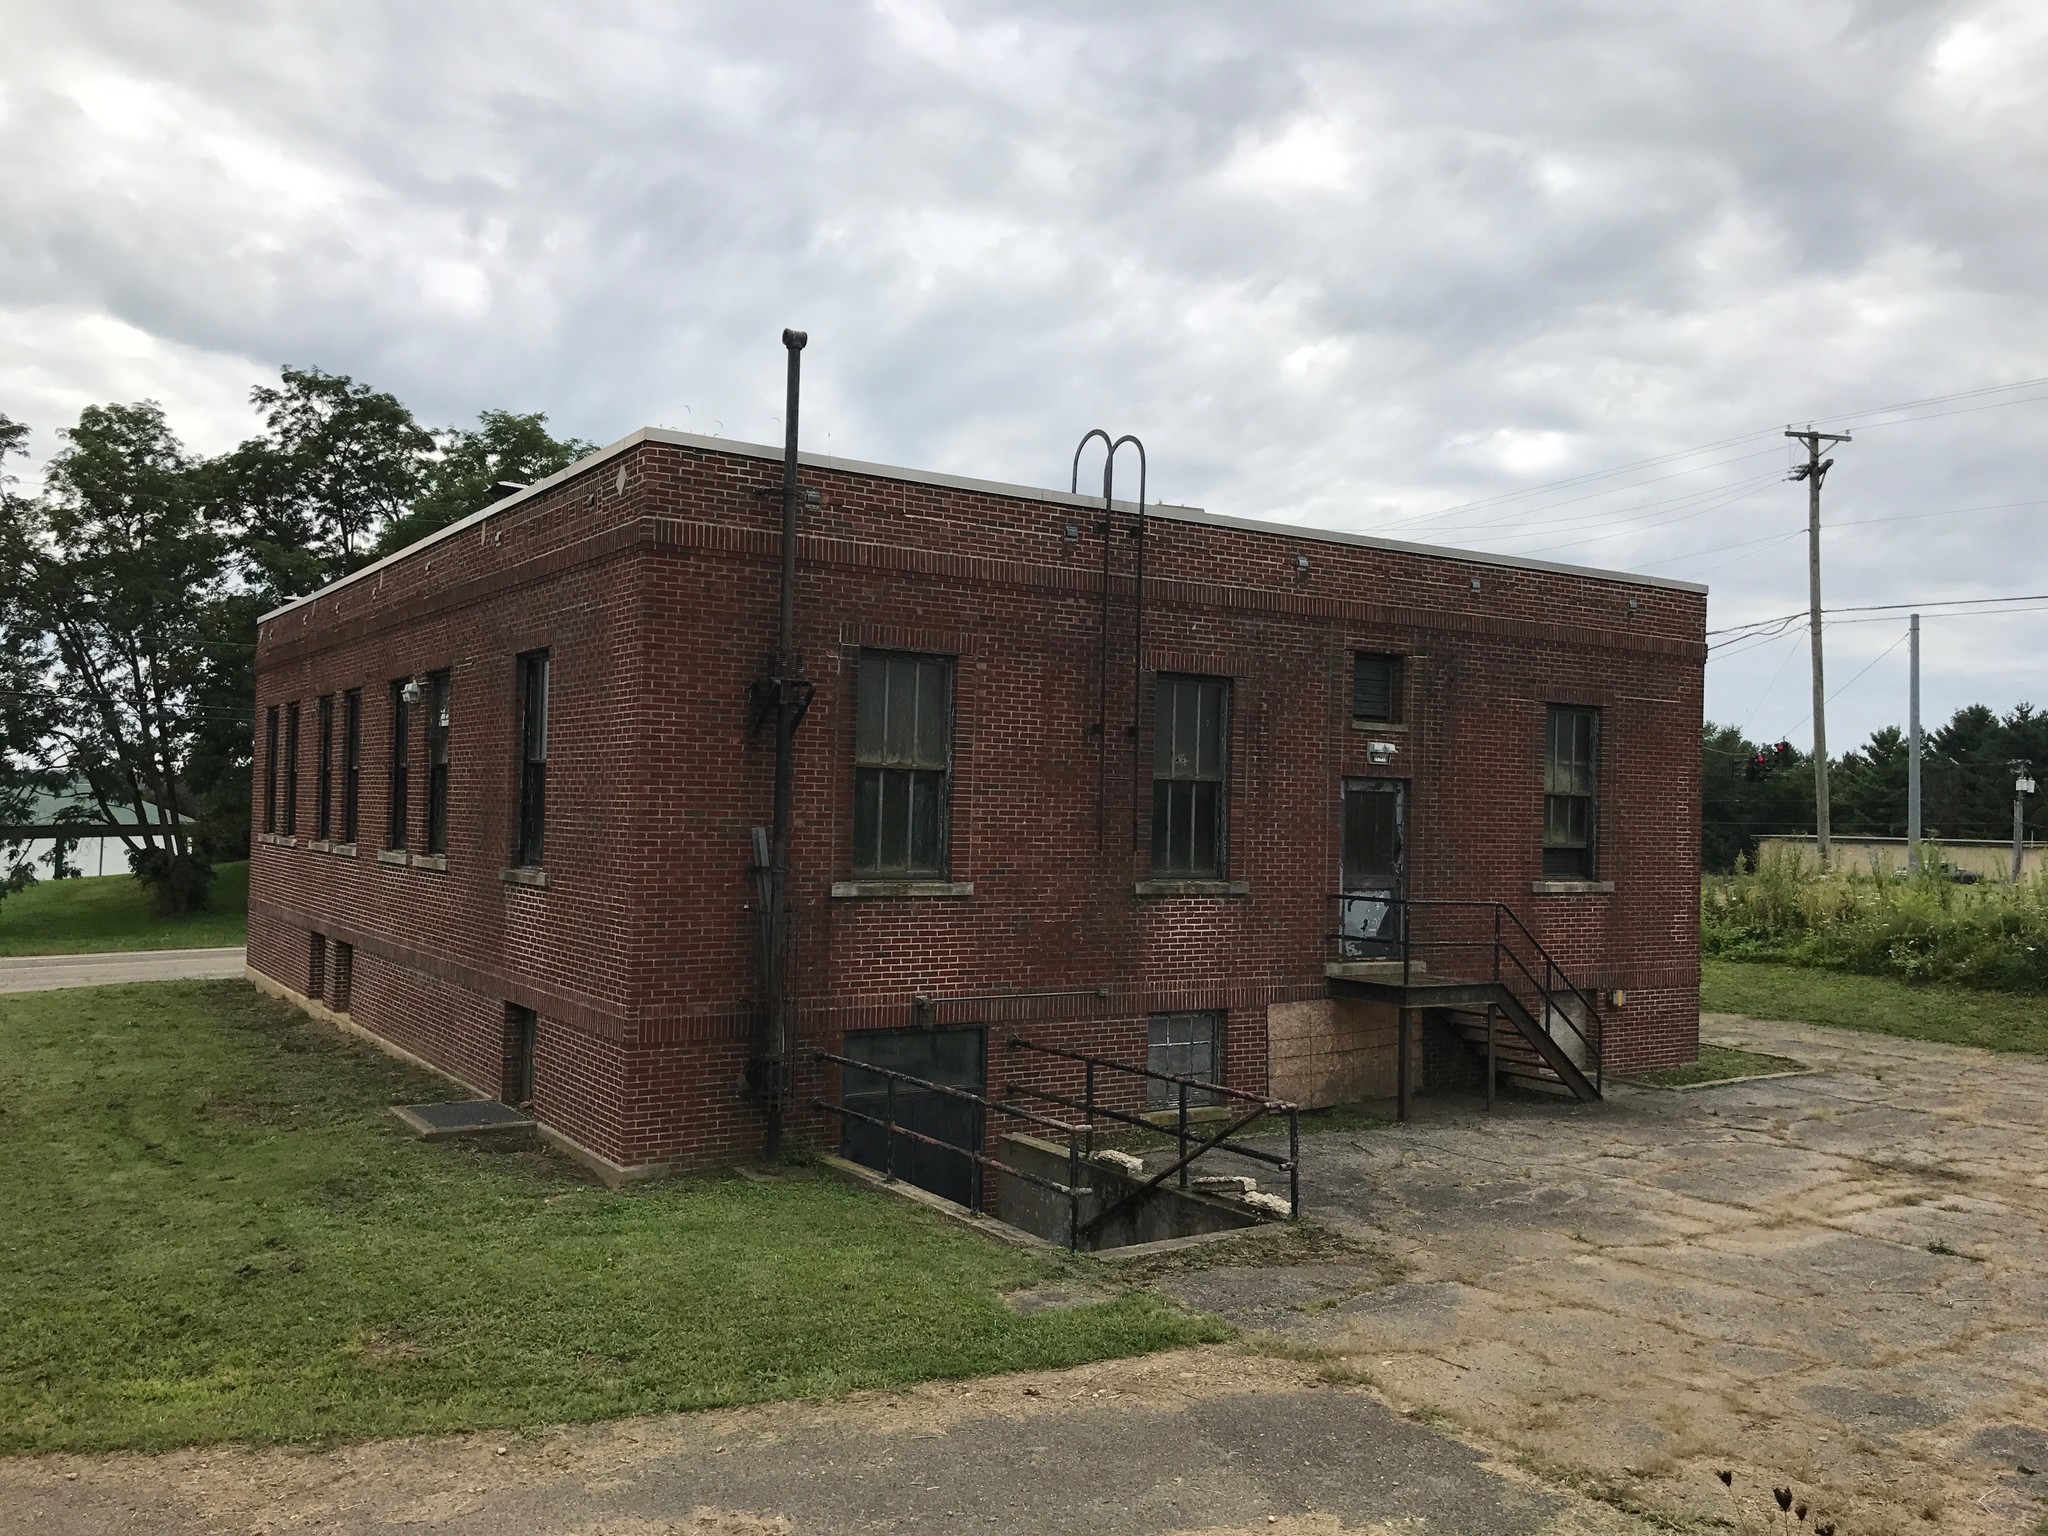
[1295,553,1310,575]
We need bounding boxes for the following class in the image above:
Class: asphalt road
[0,946,246,993]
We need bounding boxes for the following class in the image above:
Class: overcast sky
[4,0,2044,753]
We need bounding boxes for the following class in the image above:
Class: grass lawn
[1703,958,2048,1057]
[1625,1042,1806,1089]
[0,861,248,956]
[0,981,1218,1453]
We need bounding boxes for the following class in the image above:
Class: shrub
[128,847,214,917]
[1703,850,2048,994]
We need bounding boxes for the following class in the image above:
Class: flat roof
[260,427,1707,623]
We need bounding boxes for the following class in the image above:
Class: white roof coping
[259,427,1707,623]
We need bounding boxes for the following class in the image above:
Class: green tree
[368,409,593,561]
[220,366,434,599]
[0,403,227,912]
[1701,722,1813,872]
[0,411,56,898]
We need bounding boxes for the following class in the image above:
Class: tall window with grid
[314,695,334,840]
[341,689,361,843]
[514,652,548,867]
[425,671,452,856]
[1543,705,1600,877]
[1151,676,1229,877]
[282,701,300,836]
[852,651,952,877]
[388,681,410,850]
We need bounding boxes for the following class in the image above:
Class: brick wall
[248,430,1705,1178]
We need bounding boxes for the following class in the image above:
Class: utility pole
[2014,761,2037,885]
[1907,614,1921,872]
[1787,427,1851,870]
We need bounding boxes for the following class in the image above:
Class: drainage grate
[390,1100,535,1140]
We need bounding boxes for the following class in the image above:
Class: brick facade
[248,429,1706,1183]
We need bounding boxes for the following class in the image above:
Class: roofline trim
[260,427,1704,623]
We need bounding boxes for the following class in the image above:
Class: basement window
[1147,1011,1222,1108]
[1543,705,1599,878]
[1352,653,1402,723]
[852,650,952,877]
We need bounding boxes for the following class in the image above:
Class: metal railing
[812,1040,1304,1249]
[1331,894,1604,1094]
[1003,1036,1301,1228]
[811,1048,1093,1249]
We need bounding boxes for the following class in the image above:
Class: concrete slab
[1151,1012,2048,1536]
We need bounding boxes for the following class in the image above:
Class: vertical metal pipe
[1288,1108,1300,1219]
[1486,1003,1496,1111]
[762,328,807,1162]
[1085,1059,1096,1157]
[1907,614,1921,871]
[1067,1132,1081,1252]
[1177,1080,1189,1189]
[1397,1009,1411,1123]
[883,1074,898,1183]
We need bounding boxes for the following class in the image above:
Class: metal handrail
[1005,1035,1300,1219]
[1330,894,1604,1092]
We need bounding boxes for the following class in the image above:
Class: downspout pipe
[764,326,807,1160]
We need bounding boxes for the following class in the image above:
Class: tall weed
[1702,850,2048,993]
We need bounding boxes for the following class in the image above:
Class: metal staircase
[1326,897,1603,1103]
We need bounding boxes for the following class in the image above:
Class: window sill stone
[831,880,973,899]
[501,866,550,889]
[1134,879,1252,898]
[411,853,448,872]
[1530,879,1614,895]
[376,849,409,866]
[1348,719,1409,732]
[259,832,297,848]
[329,842,357,858]
[307,839,331,853]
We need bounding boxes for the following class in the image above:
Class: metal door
[1340,780,1406,958]
[839,1026,986,1209]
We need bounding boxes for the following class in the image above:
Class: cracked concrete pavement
[1157,1013,2048,1535]
[0,1353,1660,1535]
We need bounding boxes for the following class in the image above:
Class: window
[314,695,334,840]
[852,651,952,876]
[263,705,279,834]
[282,702,301,836]
[503,1003,537,1107]
[514,651,549,867]
[1151,676,1229,876]
[1352,653,1402,723]
[1147,1011,1222,1108]
[331,942,354,1013]
[341,690,362,843]
[308,931,326,999]
[1543,705,1599,877]
[388,681,411,850]
[425,670,452,856]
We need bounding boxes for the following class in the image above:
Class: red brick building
[247,428,1705,1192]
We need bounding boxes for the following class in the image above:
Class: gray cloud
[4,0,2045,749]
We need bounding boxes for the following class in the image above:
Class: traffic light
[1745,753,1767,782]
[1774,741,1794,767]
